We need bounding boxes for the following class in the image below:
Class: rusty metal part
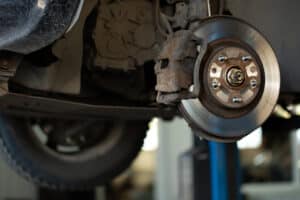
[180,16,280,141]
[168,0,218,29]
[199,42,265,118]
[93,0,162,71]
[154,0,213,105]
[0,53,21,82]
[205,46,262,109]
[172,2,189,29]
[0,53,22,95]
[155,31,197,104]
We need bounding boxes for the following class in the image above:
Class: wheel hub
[206,46,262,109]
[179,17,280,141]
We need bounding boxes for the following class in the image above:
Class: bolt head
[227,67,245,87]
[250,79,257,88]
[196,45,202,53]
[232,97,243,103]
[218,55,228,62]
[189,84,195,92]
[211,79,221,90]
[242,55,252,62]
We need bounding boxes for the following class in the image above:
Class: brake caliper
[155,30,197,104]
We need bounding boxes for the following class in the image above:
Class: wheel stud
[250,79,257,88]
[242,55,252,62]
[232,97,243,104]
[211,79,221,89]
[218,55,228,62]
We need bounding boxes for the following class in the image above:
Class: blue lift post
[209,142,228,200]
[209,142,241,200]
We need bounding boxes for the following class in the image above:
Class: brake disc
[180,16,280,141]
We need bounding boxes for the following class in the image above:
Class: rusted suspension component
[155,31,197,104]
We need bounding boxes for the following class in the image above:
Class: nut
[250,79,257,88]
[218,55,228,62]
[211,79,221,90]
[227,67,245,87]
[232,97,243,103]
[242,55,252,62]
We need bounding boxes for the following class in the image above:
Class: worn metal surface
[169,0,210,29]
[171,0,220,29]
[93,0,161,71]
[155,31,197,104]
[180,16,280,141]
[0,0,81,54]
[155,31,196,92]
[204,46,262,109]
[154,0,212,105]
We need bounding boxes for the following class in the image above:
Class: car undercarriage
[0,0,286,189]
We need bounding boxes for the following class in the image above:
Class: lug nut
[242,55,252,62]
[218,55,228,62]
[250,79,257,88]
[211,79,221,90]
[232,97,243,104]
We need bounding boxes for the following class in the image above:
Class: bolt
[232,97,243,104]
[218,55,228,62]
[242,55,252,62]
[227,67,245,87]
[211,79,221,90]
[196,45,201,53]
[250,79,257,88]
[189,84,195,92]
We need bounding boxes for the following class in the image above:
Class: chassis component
[179,17,280,141]
[93,0,161,71]
[0,1,280,142]
[0,92,175,120]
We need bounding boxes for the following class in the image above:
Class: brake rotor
[180,17,280,141]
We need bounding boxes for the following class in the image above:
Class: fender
[0,0,82,53]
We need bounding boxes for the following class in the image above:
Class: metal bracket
[0,53,22,95]
[155,30,198,104]
[0,92,176,120]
